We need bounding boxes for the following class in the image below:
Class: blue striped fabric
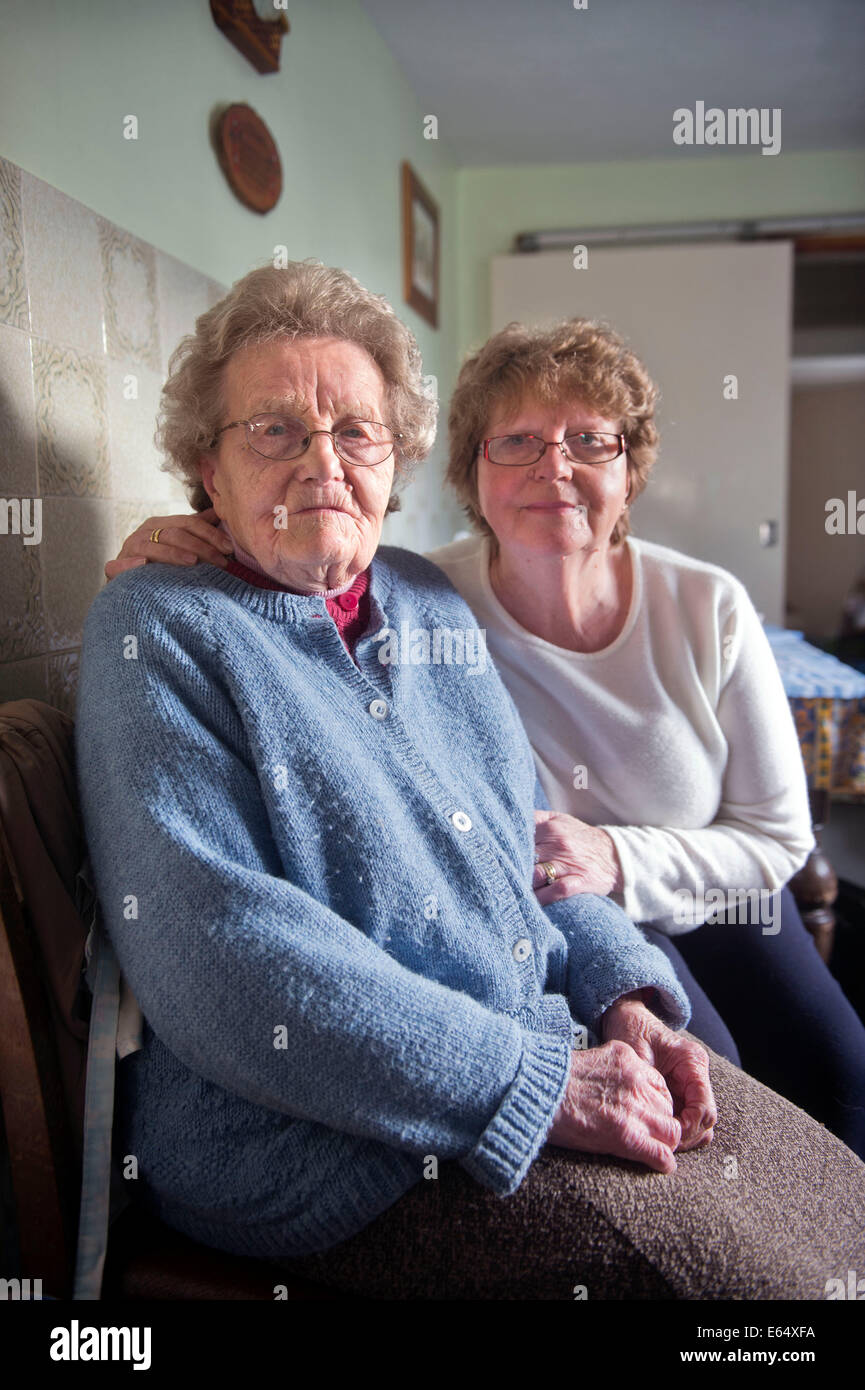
[764,625,865,699]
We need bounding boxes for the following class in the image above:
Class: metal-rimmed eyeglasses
[481,431,627,467]
[212,414,403,466]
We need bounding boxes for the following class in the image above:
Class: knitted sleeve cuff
[459,1029,572,1197]
[542,894,692,1033]
[589,972,691,1032]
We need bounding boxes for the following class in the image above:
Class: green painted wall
[0,0,460,467]
[2,1,864,450]
[456,150,865,355]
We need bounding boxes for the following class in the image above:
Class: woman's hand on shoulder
[533,809,624,900]
[104,507,234,581]
[600,994,717,1151]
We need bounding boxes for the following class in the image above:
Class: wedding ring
[150,528,163,544]
[539,861,557,886]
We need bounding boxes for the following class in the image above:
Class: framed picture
[401,162,439,329]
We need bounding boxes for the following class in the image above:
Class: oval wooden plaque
[216,103,282,214]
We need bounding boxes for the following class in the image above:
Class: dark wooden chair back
[0,699,346,1301]
[0,812,78,1297]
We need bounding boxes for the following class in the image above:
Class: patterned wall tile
[45,649,80,717]
[40,496,115,651]
[106,359,187,504]
[33,340,110,497]
[0,158,29,331]
[113,499,153,556]
[155,251,218,378]
[21,173,104,356]
[100,221,160,371]
[0,530,44,662]
[1,156,235,702]
[0,656,48,707]
[0,323,37,496]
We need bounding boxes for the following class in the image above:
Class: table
[765,625,865,958]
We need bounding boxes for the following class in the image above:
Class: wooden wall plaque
[210,0,289,75]
[216,103,282,214]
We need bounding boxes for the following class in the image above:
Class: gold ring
[540,861,557,886]
[150,528,163,544]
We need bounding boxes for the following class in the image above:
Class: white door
[491,241,794,622]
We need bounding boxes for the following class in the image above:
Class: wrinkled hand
[601,996,716,1151]
[547,1039,682,1173]
[533,809,623,901]
[104,507,233,580]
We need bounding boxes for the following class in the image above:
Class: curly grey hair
[156,260,437,514]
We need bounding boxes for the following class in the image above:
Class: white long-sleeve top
[424,532,815,932]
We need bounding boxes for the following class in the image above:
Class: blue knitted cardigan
[75,545,690,1260]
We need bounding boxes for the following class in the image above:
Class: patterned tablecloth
[764,626,865,797]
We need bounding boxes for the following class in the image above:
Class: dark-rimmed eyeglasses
[212,414,402,466]
[481,432,627,467]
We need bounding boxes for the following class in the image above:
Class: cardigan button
[512,938,533,962]
[368,699,389,720]
[451,811,472,832]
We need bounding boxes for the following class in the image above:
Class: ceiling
[358,0,865,165]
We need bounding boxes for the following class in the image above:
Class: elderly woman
[89,262,865,1298]
[116,317,865,1163]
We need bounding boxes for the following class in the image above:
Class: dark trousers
[643,887,865,1162]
